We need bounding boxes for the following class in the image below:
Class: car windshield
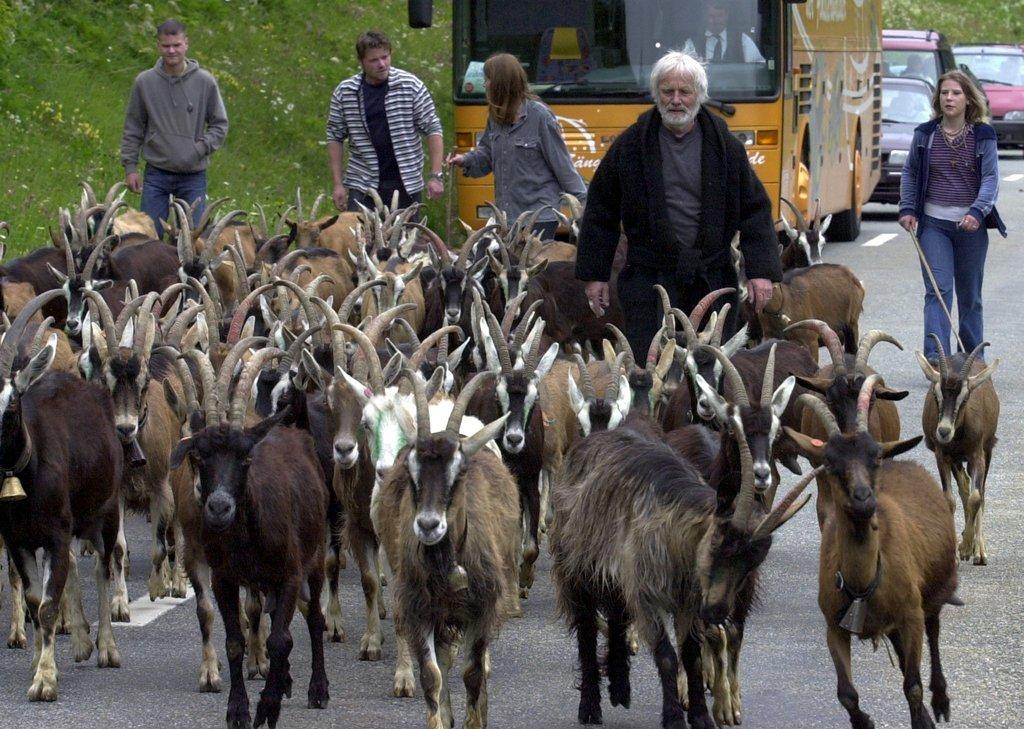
[883,50,940,85]
[882,83,933,124]
[956,52,1024,86]
[453,0,781,102]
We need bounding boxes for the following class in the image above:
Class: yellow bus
[413,0,881,241]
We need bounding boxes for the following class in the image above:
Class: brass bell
[448,564,469,593]
[0,475,27,502]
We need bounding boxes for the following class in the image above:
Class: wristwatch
[429,172,444,181]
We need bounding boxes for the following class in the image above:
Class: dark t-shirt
[362,77,402,189]
[659,123,703,250]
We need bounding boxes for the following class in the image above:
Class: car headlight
[888,150,909,166]
[1004,110,1024,121]
[731,130,755,146]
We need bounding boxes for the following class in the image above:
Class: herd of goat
[0,182,1001,729]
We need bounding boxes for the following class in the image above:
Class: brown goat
[757,263,864,363]
[375,370,518,729]
[787,376,960,729]
[917,339,999,565]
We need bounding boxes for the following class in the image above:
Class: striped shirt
[326,67,442,195]
[925,125,978,214]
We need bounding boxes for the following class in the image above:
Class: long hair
[932,70,990,125]
[484,53,537,126]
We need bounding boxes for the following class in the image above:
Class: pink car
[956,44,1024,150]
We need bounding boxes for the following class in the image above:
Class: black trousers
[616,264,739,361]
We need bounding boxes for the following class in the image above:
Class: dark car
[955,44,1024,149]
[870,77,934,205]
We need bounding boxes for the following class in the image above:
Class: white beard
[658,101,699,131]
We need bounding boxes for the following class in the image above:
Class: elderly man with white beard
[576,51,782,359]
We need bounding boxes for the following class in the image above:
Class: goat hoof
[307,678,329,709]
[72,636,94,663]
[931,691,950,722]
[8,632,27,649]
[98,644,121,668]
[325,614,346,643]
[519,586,530,600]
[226,704,252,729]
[851,714,875,729]
[972,552,987,566]
[393,673,416,698]
[27,674,58,702]
[253,694,281,728]
[200,664,223,693]
[358,634,382,661]
[110,599,131,623]
[608,679,630,709]
[686,715,714,729]
[577,698,602,724]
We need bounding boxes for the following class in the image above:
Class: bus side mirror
[409,0,433,28]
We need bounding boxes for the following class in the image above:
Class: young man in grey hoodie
[120,19,228,238]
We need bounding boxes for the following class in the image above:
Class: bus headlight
[731,130,756,146]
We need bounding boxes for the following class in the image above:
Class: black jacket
[576,106,782,287]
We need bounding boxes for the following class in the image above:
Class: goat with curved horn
[780,197,808,232]
[697,343,750,407]
[229,347,285,429]
[854,330,903,374]
[785,319,847,374]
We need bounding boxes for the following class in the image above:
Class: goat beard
[658,100,700,131]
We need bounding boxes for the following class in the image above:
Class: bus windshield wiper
[706,98,737,116]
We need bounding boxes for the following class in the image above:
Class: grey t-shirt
[659,123,703,250]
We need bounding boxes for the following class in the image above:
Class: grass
[0,0,452,255]
[0,0,1017,256]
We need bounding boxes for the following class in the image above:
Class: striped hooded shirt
[326,67,442,195]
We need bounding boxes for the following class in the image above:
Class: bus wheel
[829,147,862,241]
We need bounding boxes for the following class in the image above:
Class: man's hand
[747,277,774,314]
[332,183,348,211]
[125,172,141,194]
[898,214,917,234]
[584,281,610,317]
[426,177,444,200]
[446,153,466,168]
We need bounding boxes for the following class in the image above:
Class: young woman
[899,70,1007,361]
[448,53,586,240]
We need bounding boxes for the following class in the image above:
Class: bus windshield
[453,0,780,103]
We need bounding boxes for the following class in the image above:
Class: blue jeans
[141,166,208,239]
[918,215,988,360]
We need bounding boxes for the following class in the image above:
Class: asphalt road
[0,154,1021,729]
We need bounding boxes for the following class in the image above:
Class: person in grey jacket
[120,19,228,238]
[448,53,586,239]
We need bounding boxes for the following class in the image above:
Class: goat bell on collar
[0,475,27,501]
[125,438,147,468]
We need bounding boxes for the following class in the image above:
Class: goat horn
[201,210,246,266]
[228,234,252,299]
[760,342,777,407]
[226,282,276,344]
[82,236,113,279]
[273,278,319,335]
[856,374,882,433]
[928,333,949,380]
[855,330,903,374]
[409,325,462,370]
[92,200,127,245]
[812,198,823,231]
[731,419,758,530]
[644,325,666,372]
[524,317,548,373]
[399,369,432,441]
[304,273,336,299]
[28,317,55,358]
[605,351,628,403]
[276,325,321,375]
[182,348,221,427]
[689,288,735,330]
[308,296,344,369]
[114,291,157,343]
[309,193,328,222]
[392,317,420,348]
[83,289,118,355]
[62,229,77,274]
[751,465,824,540]
[336,279,387,325]
[81,181,98,207]
[230,347,285,430]
[605,324,636,373]
[780,197,808,232]
[710,303,731,347]
[172,201,194,263]
[500,291,528,340]
[959,341,989,382]
[698,344,750,407]
[571,354,596,401]
[797,393,841,438]
[0,290,65,378]
[186,276,223,338]
[474,288,512,374]
[457,224,501,271]
[215,335,268,416]
[158,347,200,413]
[655,285,675,339]
[785,319,846,375]
[253,202,269,238]
[402,222,449,257]
[362,303,418,349]
[103,181,127,207]
[335,323,384,393]
[445,369,496,441]
[510,300,544,355]
[166,304,206,350]
[194,197,231,237]
[670,307,699,347]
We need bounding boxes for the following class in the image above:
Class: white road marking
[1004,173,1024,182]
[98,588,195,628]
[862,233,898,247]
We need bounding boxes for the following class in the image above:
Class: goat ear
[318,214,340,231]
[794,375,833,394]
[119,319,135,349]
[874,386,909,401]
[240,315,256,341]
[567,370,586,414]
[47,263,69,285]
[299,350,325,391]
[771,376,797,420]
[424,367,445,400]
[382,351,403,387]
[447,338,471,370]
[15,341,57,393]
[162,378,186,421]
[614,375,632,416]
[602,338,617,364]
[169,436,194,471]
[915,352,940,383]
[722,324,748,357]
[92,279,113,291]
[969,358,999,390]
[527,258,548,276]
[534,343,560,381]
[879,435,923,459]
[818,214,832,236]
[478,316,501,373]
[461,412,510,458]
[782,426,826,461]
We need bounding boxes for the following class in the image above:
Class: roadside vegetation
[0,0,1016,254]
